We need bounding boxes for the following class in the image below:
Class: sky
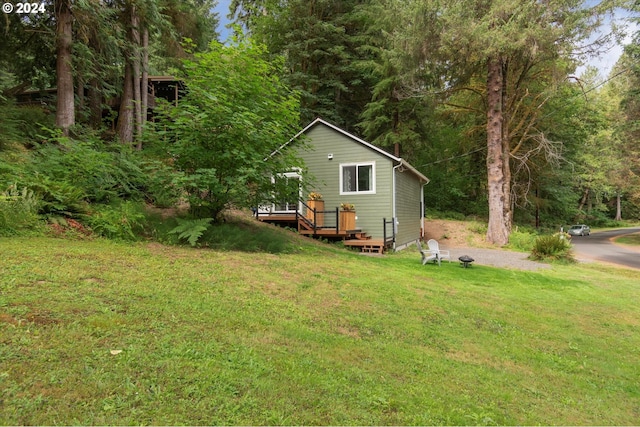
[576,9,638,77]
[213,0,637,77]
[214,0,233,42]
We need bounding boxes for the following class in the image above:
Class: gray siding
[295,125,393,238]
[394,168,423,247]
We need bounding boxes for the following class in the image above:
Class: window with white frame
[340,162,375,194]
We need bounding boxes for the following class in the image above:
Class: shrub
[169,217,213,247]
[530,233,574,262]
[138,159,183,208]
[84,201,147,241]
[0,184,44,236]
[0,104,55,151]
[26,175,89,217]
[27,139,145,204]
[150,38,302,220]
[468,221,488,235]
[506,228,538,252]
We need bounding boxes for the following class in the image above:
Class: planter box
[306,200,324,226]
[339,210,356,231]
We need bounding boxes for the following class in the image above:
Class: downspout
[393,162,402,251]
[421,181,428,239]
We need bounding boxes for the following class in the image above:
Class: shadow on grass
[200,220,303,253]
[145,208,338,254]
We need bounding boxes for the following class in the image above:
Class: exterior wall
[394,167,424,248]
[296,125,394,238]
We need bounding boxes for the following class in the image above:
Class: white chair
[426,239,451,266]
[416,240,438,265]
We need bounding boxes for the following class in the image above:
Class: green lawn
[614,233,640,247]
[1,235,640,425]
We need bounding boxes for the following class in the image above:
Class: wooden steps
[343,239,386,254]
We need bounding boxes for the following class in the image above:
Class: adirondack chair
[427,239,451,266]
[416,240,438,265]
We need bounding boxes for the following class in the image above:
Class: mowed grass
[2,233,640,425]
[615,233,640,247]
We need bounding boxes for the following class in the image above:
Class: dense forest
[1,0,639,245]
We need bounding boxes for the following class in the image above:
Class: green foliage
[233,0,380,131]
[0,184,44,236]
[506,228,538,252]
[1,132,179,219]
[0,104,55,151]
[138,159,183,208]
[530,233,574,262]
[84,201,147,241]
[26,137,145,204]
[26,175,89,217]
[169,217,214,247]
[424,209,466,221]
[201,221,301,253]
[150,37,302,220]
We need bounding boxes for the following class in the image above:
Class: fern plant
[530,233,574,262]
[169,218,213,247]
[0,184,43,236]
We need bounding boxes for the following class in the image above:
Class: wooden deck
[257,211,393,253]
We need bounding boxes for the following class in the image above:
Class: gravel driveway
[443,247,551,271]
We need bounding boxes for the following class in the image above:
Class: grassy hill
[1,225,640,425]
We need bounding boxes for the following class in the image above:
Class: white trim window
[272,171,302,212]
[340,162,375,195]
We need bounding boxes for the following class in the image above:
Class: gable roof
[273,118,430,184]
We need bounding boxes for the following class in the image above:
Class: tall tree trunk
[139,27,149,150]
[131,7,142,148]
[501,59,513,231]
[116,61,134,144]
[88,77,102,129]
[486,56,509,246]
[577,188,589,212]
[76,74,84,122]
[55,0,75,136]
[615,193,622,221]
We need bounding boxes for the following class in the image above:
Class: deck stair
[343,239,386,254]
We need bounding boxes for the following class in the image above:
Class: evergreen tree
[231,0,379,132]
[383,0,626,244]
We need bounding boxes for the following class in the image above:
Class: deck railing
[383,217,395,248]
[297,200,339,233]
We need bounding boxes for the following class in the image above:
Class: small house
[258,118,429,252]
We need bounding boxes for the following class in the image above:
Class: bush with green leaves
[0,104,55,151]
[530,233,574,262]
[0,184,44,236]
[150,37,302,220]
[506,227,539,252]
[84,201,147,241]
[26,137,146,204]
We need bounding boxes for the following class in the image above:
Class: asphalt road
[571,227,640,270]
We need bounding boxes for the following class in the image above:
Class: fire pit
[458,255,474,268]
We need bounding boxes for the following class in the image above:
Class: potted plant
[339,203,356,231]
[306,192,324,225]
